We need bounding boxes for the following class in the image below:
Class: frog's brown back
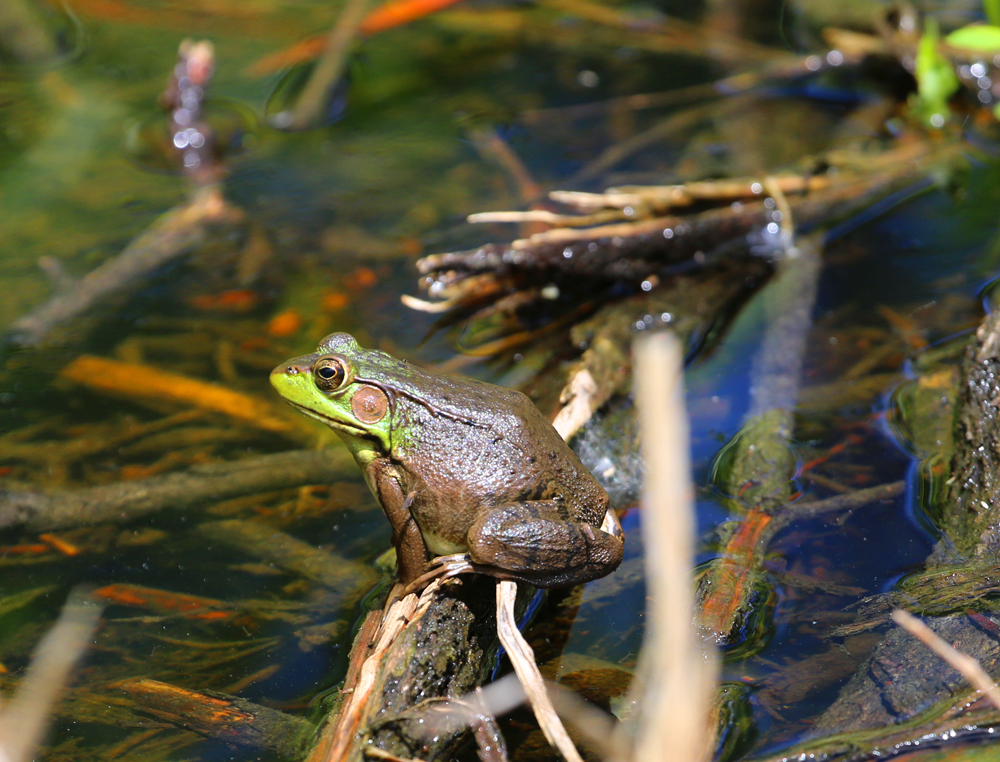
[384,368,608,528]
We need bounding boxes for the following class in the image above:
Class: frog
[270,333,623,589]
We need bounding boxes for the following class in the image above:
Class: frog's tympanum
[271,333,623,588]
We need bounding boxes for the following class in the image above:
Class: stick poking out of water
[892,609,1000,711]
[496,580,583,762]
[0,590,102,762]
[623,331,717,762]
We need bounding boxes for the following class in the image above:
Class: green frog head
[269,332,402,456]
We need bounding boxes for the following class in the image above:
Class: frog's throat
[422,530,468,556]
[283,399,370,438]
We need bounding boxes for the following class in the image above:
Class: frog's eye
[313,356,352,392]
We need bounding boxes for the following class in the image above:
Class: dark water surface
[1,1,999,760]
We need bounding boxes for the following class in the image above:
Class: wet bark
[942,309,1000,557]
[0,449,352,530]
[305,576,525,762]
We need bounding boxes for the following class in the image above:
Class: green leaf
[945,23,1000,52]
[915,19,960,126]
[986,0,1000,27]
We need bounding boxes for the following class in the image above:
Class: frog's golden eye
[313,356,351,392]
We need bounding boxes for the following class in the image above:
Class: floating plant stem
[273,0,372,130]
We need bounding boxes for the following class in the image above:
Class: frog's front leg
[367,459,428,584]
[467,501,623,588]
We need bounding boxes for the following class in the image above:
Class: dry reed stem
[892,609,1000,711]
[0,591,101,762]
[622,331,717,762]
[550,175,829,213]
[496,580,583,762]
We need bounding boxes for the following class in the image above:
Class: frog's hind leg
[467,502,623,588]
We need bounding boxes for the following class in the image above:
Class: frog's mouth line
[284,400,370,437]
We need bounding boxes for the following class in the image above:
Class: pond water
[1,1,999,761]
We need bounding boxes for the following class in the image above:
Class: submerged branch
[5,186,244,348]
[697,234,822,645]
[120,679,314,759]
[197,519,378,590]
[0,449,352,531]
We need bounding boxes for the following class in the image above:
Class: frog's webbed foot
[402,553,475,596]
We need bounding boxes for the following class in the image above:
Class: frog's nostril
[271,363,298,380]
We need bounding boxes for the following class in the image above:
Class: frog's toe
[402,553,475,595]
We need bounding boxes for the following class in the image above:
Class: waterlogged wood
[93,584,244,622]
[551,258,770,439]
[59,355,296,434]
[120,679,314,759]
[5,187,244,347]
[0,449,353,530]
[197,519,377,591]
[697,236,821,645]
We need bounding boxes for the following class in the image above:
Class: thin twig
[892,609,1000,712]
[495,581,583,762]
[277,0,373,130]
[773,480,906,530]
